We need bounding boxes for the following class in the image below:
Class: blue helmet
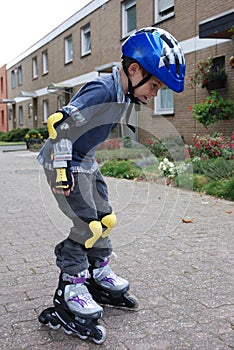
[122,27,186,93]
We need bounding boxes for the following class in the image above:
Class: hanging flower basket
[189,91,234,127]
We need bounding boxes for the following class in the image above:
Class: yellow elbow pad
[47,112,64,140]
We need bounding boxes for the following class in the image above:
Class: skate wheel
[92,325,106,345]
[62,326,73,335]
[126,295,139,310]
[49,322,61,331]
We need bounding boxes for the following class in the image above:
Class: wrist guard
[51,168,73,191]
[47,111,70,142]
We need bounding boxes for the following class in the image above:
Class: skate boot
[86,258,139,310]
[38,270,106,344]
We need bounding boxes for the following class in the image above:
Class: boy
[38,27,185,343]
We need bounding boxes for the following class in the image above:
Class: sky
[0,0,92,67]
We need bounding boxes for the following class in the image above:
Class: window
[122,0,136,38]
[32,57,38,79]
[43,99,49,122]
[65,35,73,64]
[57,96,64,110]
[19,106,24,125]
[155,0,174,23]
[154,87,174,115]
[28,103,33,118]
[17,66,23,85]
[42,51,48,74]
[1,76,3,93]
[81,24,91,56]
[212,56,225,72]
[11,70,16,88]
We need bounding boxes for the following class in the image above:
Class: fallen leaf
[180,217,195,223]
[225,211,232,214]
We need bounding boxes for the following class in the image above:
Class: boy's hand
[51,168,74,196]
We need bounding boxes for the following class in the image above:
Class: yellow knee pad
[101,213,117,238]
[47,112,63,140]
[85,221,103,249]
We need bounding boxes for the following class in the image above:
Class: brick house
[3,0,234,143]
[0,65,9,132]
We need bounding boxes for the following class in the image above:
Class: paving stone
[0,150,233,349]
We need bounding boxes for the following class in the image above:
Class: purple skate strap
[62,271,89,284]
[66,276,86,284]
[100,259,109,267]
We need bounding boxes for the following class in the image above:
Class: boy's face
[129,63,165,103]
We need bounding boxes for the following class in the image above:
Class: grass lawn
[0,141,26,146]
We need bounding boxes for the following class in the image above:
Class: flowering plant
[189,57,227,88]
[185,132,234,160]
[158,158,177,178]
[189,91,234,126]
[25,129,44,141]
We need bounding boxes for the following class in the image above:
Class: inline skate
[86,258,139,310]
[38,270,106,344]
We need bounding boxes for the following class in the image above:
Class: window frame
[64,35,73,64]
[154,0,175,23]
[154,87,174,115]
[122,0,136,38]
[81,24,91,57]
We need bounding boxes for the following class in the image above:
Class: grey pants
[45,168,113,274]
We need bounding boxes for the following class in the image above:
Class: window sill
[154,12,175,24]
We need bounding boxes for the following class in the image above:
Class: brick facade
[3,0,234,143]
[0,65,8,132]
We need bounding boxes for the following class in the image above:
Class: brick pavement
[0,149,233,350]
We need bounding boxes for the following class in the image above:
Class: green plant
[189,57,227,88]
[100,159,142,179]
[204,177,234,201]
[189,91,234,126]
[200,158,234,181]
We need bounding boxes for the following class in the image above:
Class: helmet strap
[122,57,152,104]
[127,73,152,105]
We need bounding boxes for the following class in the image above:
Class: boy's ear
[128,62,141,76]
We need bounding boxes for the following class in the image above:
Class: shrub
[36,127,48,139]
[0,131,6,141]
[144,135,185,161]
[186,133,234,160]
[1,128,30,142]
[100,159,142,179]
[204,177,234,201]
